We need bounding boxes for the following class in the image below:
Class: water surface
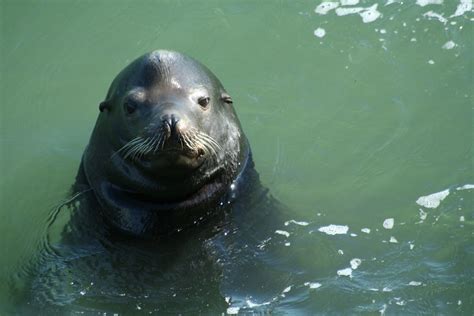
[1,0,473,314]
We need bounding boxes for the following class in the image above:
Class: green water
[1,0,473,314]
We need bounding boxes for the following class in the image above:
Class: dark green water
[1,0,473,314]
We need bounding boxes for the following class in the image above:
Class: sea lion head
[83,50,249,237]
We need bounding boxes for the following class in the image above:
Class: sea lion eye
[198,96,210,108]
[222,94,233,104]
[123,100,138,115]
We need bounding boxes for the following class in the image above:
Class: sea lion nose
[161,114,180,133]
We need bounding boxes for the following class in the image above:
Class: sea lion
[13,50,292,314]
[81,50,250,237]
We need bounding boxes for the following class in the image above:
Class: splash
[314,27,327,38]
[360,4,382,23]
[305,282,322,289]
[383,218,394,229]
[337,267,353,277]
[314,0,473,27]
[416,189,450,208]
[442,41,456,49]
[227,306,240,314]
[350,258,362,269]
[423,11,448,23]
[315,2,339,15]
[416,0,443,6]
[456,184,474,190]
[275,230,290,237]
[284,219,309,226]
[318,224,349,235]
[340,0,359,5]
[450,0,473,18]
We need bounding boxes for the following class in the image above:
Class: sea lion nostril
[161,114,180,131]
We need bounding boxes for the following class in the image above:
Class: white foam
[282,285,292,293]
[396,300,407,306]
[361,228,371,234]
[360,4,382,23]
[442,41,456,49]
[338,249,344,255]
[382,287,392,292]
[246,299,271,308]
[416,189,450,208]
[423,11,448,23]
[315,2,339,15]
[456,184,474,190]
[227,307,240,314]
[305,282,322,289]
[350,258,362,269]
[337,267,353,277]
[284,219,309,226]
[275,230,290,237]
[383,218,394,229]
[419,209,427,221]
[389,236,398,243]
[428,59,435,64]
[409,281,422,286]
[340,0,359,5]
[335,7,364,16]
[409,243,415,250]
[380,29,387,34]
[416,0,443,6]
[450,0,473,18]
[314,28,326,38]
[460,216,465,222]
[318,224,349,235]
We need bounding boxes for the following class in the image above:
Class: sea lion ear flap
[99,100,111,112]
[221,93,233,105]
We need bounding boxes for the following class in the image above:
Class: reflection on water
[1,0,472,314]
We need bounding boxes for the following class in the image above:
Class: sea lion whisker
[197,132,221,150]
[136,138,154,160]
[197,135,220,157]
[125,137,151,161]
[148,135,159,154]
[143,137,156,156]
[179,134,186,150]
[154,133,165,153]
[191,135,218,160]
[111,137,144,159]
[124,143,142,160]
[184,135,197,152]
[122,141,143,160]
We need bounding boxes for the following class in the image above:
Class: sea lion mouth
[138,148,206,174]
[112,129,220,166]
[146,147,205,160]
